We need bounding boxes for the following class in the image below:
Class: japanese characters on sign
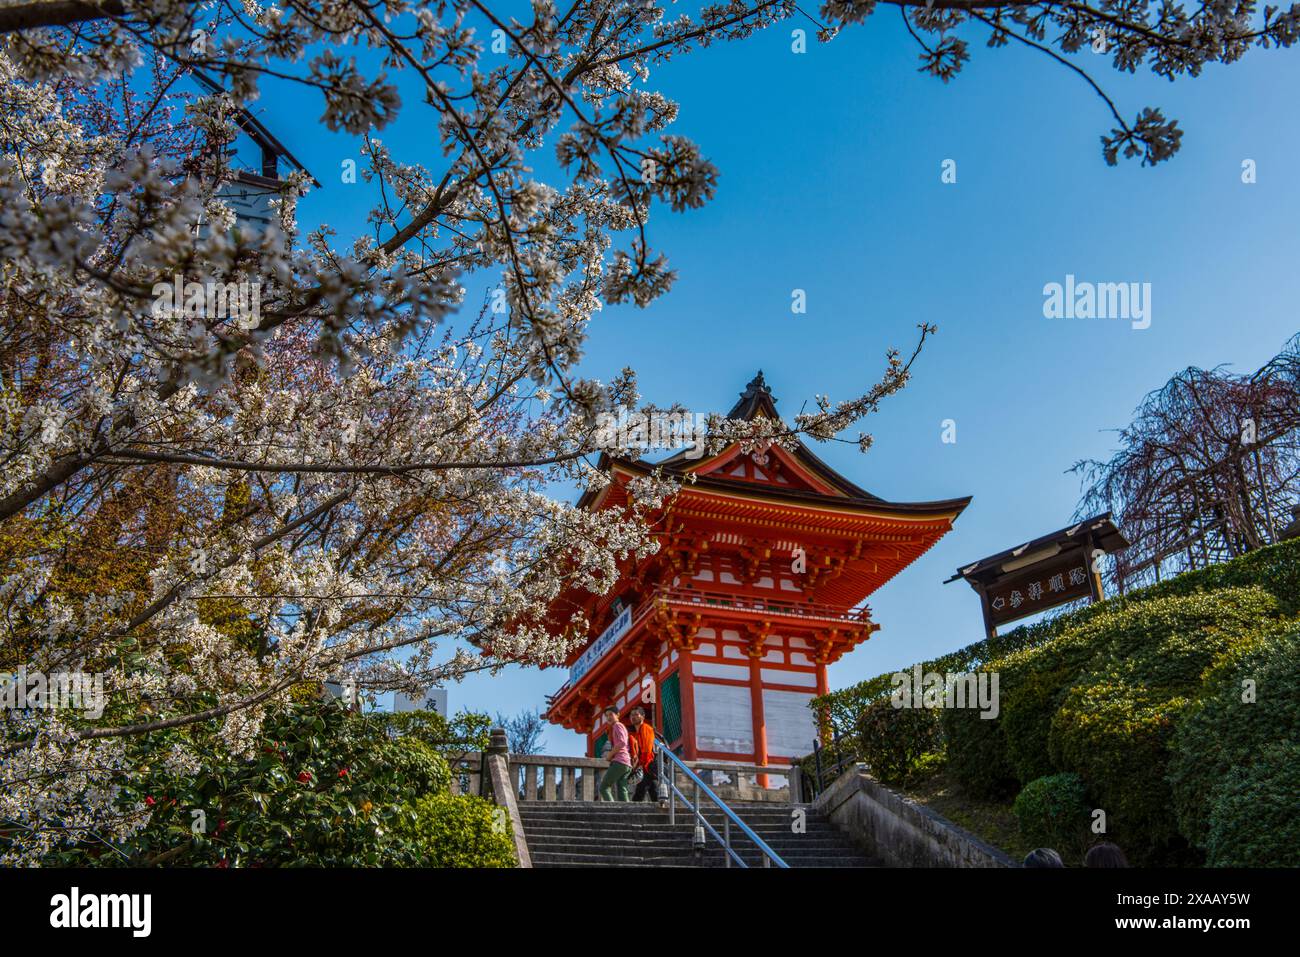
[569,605,633,684]
[983,555,1094,627]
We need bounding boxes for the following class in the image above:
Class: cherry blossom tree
[0,0,1296,862]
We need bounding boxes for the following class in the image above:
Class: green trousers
[600,761,633,802]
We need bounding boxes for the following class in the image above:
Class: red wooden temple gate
[543,373,970,780]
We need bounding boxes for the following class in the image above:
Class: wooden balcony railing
[549,585,870,701]
[652,585,872,625]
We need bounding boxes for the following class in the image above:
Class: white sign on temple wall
[691,684,818,758]
[569,605,633,684]
[762,689,818,758]
[694,683,754,754]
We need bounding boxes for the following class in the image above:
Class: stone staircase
[518,800,882,868]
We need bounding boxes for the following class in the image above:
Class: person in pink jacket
[599,706,633,801]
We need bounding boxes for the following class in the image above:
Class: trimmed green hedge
[814,537,1300,734]
[855,697,941,783]
[814,538,1300,866]
[1013,773,1091,863]
[947,588,1283,863]
[939,702,1017,799]
[1167,624,1300,855]
[1204,743,1300,868]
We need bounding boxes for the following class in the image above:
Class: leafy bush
[1050,682,1192,864]
[855,697,941,783]
[1013,773,1091,863]
[1045,588,1278,864]
[41,700,462,867]
[1204,743,1300,868]
[997,635,1099,786]
[1137,537,1300,616]
[905,749,947,783]
[940,705,1018,799]
[1167,624,1300,850]
[811,541,1300,865]
[392,792,516,868]
[814,537,1300,733]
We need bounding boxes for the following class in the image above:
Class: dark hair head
[1023,848,1065,868]
[1084,842,1129,868]
[602,706,618,717]
[630,707,646,719]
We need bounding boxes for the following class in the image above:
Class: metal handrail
[797,731,859,801]
[655,737,788,869]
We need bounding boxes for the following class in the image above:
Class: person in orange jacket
[627,707,659,802]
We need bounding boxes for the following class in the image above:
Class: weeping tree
[0,0,1297,863]
[1073,336,1300,591]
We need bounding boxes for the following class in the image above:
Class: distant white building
[192,70,318,238]
[322,679,363,710]
[394,688,448,716]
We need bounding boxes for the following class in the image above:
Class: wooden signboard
[948,513,1128,639]
[981,552,1096,628]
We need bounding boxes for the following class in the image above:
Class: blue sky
[259,9,1300,753]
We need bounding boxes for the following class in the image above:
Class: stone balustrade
[501,753,796,803]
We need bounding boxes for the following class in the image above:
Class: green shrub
[811,540,1300,866]
[1168,624,1300,850]
[1050,681,1191,864]
[1013,773,1092,863]
[941,706,1018,799]
[39,700,459,867]
[997,632,1100,786]
[855,697,941,783]
[904,749,947,783]
[1137,538,1300,616]
[1044,588,1278,864]
[1064,587,1278,693]
[381,736,452,795]
[393,792,516,868]
[1204,743,1300,868]
[814,537,1300,733]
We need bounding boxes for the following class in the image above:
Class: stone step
[524,837,867,857]
[525,832,852,847]
[517,799,876,868]
[530,850,876,868]
[517,806,825,822]
[522,832,847,842]
[517,808,833,826]
[517,816,842,832]
[517,806,811,811]
[523,832,876,862]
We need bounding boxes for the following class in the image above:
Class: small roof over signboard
[945,513,1129,587]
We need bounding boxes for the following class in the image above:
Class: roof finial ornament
[742,370,770,399]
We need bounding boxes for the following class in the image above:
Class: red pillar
[749,654,769,788]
